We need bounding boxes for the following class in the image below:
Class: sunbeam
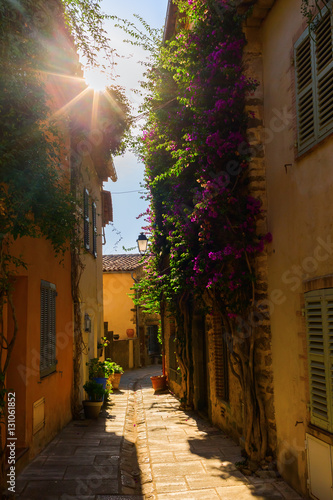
[84,67,111,92]
[50,86,92,120]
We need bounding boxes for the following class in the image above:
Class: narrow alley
[13,366,304,500]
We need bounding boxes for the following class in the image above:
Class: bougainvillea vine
[136,0,269,316]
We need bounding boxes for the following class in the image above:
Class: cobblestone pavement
[13,366,304,499]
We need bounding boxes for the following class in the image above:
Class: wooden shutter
[84,188,90,250]
[212,312,229,402]
[326,296,333,432]
[316,11,333,136]
[305,290,333,432]
[295,33,316,151]
[92,202,97,258]
[295,35,315,150]
[295,5,333,153]
[40,281,57,377]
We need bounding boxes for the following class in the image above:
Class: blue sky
[88,1,169,254]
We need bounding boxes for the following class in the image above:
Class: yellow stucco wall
[7,237,73,461]
[78,155,106,394]
[260,0,333,493]
[103,271,136,340]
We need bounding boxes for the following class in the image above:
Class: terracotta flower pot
[150,375,167,392]
[82,400,103,419]
[110,372,122,390]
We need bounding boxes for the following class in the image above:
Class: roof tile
[103,254,143,272]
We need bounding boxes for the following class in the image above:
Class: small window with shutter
[83,188,90,250]
[40,280,57,378]
[92,202,97,258]
[305,289,333,432]
[295,4,333,154]
[212,311,229,403]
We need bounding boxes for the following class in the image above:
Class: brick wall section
[206,312,244,442]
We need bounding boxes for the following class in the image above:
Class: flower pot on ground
[82,380,107,419]
[82,400,103,419]
[87,358,115,389]
[150,375,167,392]
[111,372,122,390]
[105,359,124,390]
[93,376,108,389]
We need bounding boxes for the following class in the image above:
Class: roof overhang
[163,0,178,41]
[236,0,276,26]
[102,190,113,226]
[94,157,117,183]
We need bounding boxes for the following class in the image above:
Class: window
[83,188,97,258]
[92,202,97,257]
[212,312,229,402]
[305,289,333,432]
[83,188,90,251]
[295,4,333,154]
[40,280,57,377]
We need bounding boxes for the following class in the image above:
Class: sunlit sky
[85,1,169,254]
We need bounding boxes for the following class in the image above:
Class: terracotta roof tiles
[103,254,143,272]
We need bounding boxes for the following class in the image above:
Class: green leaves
[62,0,116,69]
[133,0,264,318]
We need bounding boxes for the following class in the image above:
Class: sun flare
[84,68,110,93]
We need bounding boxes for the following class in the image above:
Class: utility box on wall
[306,434,333,500]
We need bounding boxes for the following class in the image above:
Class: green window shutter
[84,188,90,250]
[295,4,333,154]
[315,10,333,136]
[325,296,333,432]
[92,202,97,258]
[295,33,316,152]
[305,290,333,432]
[40,281,57,378]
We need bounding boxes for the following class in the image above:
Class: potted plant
[150,374,167,392]
[82,380,107,419]
[87,358,108,389]
[105,358,124,390]
[97,336,110,357]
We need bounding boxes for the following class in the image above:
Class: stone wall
[242,20,276,453]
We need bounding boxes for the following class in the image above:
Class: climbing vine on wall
[135,0,268,314]
[133,0,273,462]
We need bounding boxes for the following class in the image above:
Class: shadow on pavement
[145,387,302,499]
[12,398,144,500]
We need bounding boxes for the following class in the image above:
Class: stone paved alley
[13,366,304,499]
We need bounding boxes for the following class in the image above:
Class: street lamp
[137,232,148,255]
